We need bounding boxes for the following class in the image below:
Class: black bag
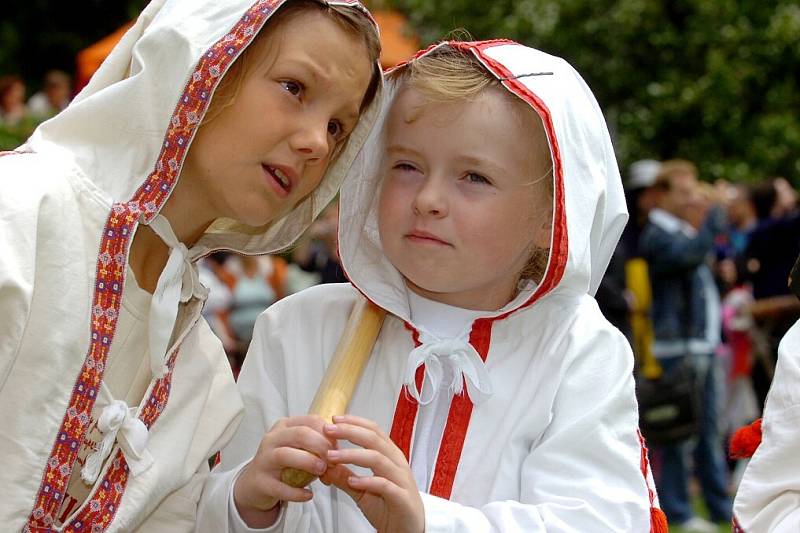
[637,357,700,444]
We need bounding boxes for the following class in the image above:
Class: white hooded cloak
[0,0,380,531]
[733,318,800,532]
[197,40,662,532]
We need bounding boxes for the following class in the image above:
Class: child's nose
[413,177,449,217]
[290,120,330,163]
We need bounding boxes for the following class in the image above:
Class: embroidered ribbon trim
[81,400,153,484]
[147,214,206,377]
[402,333,492,406]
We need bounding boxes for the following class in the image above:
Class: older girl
[0,0,381,530]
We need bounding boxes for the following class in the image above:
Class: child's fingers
[324,422,405,465]
[332,414,386,436]
[281,414,329,432]
[326,448,401,481]
[269,415,336,447]
[320,464,362,501]
[261,480,314,504]
[347,474,405,501]
[270,446,328,477]
[269,424,334,460]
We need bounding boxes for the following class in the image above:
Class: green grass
[668,496,732,533]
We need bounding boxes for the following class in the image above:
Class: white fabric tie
[147,214,205,377]
[403,333,493,406]
[81,400,153,484]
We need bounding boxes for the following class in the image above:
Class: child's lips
[405,230,452,246]
[261,164,294,198]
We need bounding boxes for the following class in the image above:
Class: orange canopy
[75,22,134,91]
[75,10,419,91]
[372,10,420,68]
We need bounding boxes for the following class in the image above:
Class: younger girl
[0,0,380,530]
[198,40,663,531]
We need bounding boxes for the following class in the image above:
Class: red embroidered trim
[732,515,745,533]
[428,319,493,499]
[25,1,286,530]
[463,42,568,318]
[389,325,423,462]
[389,320,494,500]
[61,349,179,532]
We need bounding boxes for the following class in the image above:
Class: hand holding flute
[232,297,386,526]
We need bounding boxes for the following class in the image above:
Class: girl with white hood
[0,0,381,530]
[197,41,665,532]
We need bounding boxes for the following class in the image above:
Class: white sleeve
[734,322,800,532]
[0,172,36,384]
[197,301,321,532]
[420,326,652,532]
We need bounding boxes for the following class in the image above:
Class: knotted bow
[403,333,492,406]
[147,214,206,377]
[81,400,153,484]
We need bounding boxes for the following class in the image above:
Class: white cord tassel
[81,400,152,484]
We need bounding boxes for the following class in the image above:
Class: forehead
[254,10,372,103]
[388,87,532,141]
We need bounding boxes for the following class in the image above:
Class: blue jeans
[654,353,732,523]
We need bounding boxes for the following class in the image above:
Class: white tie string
[403,333,493,406]
[81,400,153,484]
[146,214,205,377]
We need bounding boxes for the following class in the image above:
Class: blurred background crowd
[3,1,799,531]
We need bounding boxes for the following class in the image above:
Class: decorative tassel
[730,418,763,459]
[650,507,668,533]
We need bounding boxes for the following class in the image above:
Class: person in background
[597,159,660,342]
[640,159,731,532]
[27,69,72,119]
[0,75,28,126]
[292,199,348,284]
[745,178,800,407]
[224,253,289,368]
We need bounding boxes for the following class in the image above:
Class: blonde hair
[654,159,699,191]
[204,0,381,124]
[403,46,554,285]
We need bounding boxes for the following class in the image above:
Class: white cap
[627,159,661,190]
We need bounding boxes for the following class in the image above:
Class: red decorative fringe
[651,507,668,533]
[730,418,763,459]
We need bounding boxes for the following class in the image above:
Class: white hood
[339,39,627,322]
[25,0,382,259]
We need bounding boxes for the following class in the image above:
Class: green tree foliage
[391,0,800,183]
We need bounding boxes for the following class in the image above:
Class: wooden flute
[281,296,387,488]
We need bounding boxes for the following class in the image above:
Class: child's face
[378,87,551,311]
[181,9,373,228]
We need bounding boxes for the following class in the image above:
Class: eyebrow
[386,145,424,159]
[456,155,507,176]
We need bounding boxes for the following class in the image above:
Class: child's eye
[280,80,302,96]
[465,172,491,185]
[328,120,344,140]
[393,162,418,172]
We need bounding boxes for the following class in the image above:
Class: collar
[649,208,698,238]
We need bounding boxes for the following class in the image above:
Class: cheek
[377,181,397,237]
